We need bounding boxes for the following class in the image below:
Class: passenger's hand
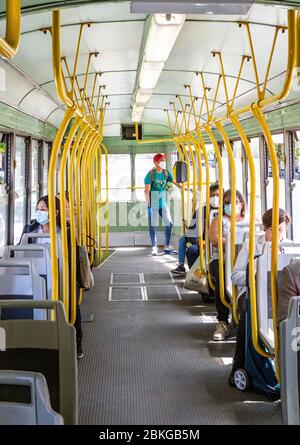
[147,207,153,218]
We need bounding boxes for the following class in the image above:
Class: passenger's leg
[209,259,230,340]
[230,293,246,378]
[75,286,83,358]
[148,207,159,247]
[160,206,173,248]
[178,235,188,265]
[171,235,187,274]
[186,244,199,268]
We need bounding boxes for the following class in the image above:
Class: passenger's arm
[231,244,249,287]
[144,184,151,207]
[208,217,226,247]
[277,266,298,327]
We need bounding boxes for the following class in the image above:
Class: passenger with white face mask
[208,189,248,341]
[172,183,221,274]
[144,153,183,255]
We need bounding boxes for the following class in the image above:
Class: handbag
[184,257,209,294]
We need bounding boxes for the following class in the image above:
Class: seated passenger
[208,189,248,341]
[21,195,61,242]
[277,259,300,328]
[228,208,291,386]
[21,195,84,360]
[172,183,220,274]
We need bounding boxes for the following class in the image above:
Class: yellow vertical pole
[251,104,281,376]
[215,121,239,324]
[68,121,88,325]
[196,129,215,291]
[204,124,230,310]
[100,142,109,256]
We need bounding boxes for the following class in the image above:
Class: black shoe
[171,265,186,275]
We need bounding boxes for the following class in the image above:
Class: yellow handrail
[0,0,21,60]
[100,142,109,256]
[195,129,215,291]
[215,121,239,325]
[59,116,82,317]
[68,121,89,324]
[48,108,75,303]
[230,114,271,359]
[204,124,230,310]
[251,104,281,377]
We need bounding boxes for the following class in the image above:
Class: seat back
[0,259,46,320]
[3,245,52,300]
[0,300,78,425]
[224,223,262,300]
[0,370,64,425]
[256,242,300,352]
[280,296,300,425]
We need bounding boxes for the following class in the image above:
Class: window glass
[31,140,39,218]
[135,154,154,201]
[43,143,49,195]
[249,137,261,220]
[0,136,8,248]
[292,131,300,241]
[266,133,286,211]
[102,154,131,202]
[232,140,244,195]
[222,146,229,191]
[14,137,26,244]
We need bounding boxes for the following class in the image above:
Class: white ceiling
[0,2,298,136]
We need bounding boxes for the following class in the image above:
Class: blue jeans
[148,206,173,247]
[178,235,197,265]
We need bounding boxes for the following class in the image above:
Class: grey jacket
[277,259,300,327]
[231,234,266,299]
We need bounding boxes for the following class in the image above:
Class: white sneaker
[151,246,158,256]
[164,245,176,253]
[213,322,229,341]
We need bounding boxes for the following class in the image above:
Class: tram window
[42,143,49,195]
[222,148,230,190]
[201,144,216,185]
[104,154,131,202]
[31,140,39,218]
[14,137,26,244]
[248,137,262,219]
[292,130,300,241]
[0,135,8,248]
[266,133,286,210]
[135,153,155,201]
[232,140,244,194]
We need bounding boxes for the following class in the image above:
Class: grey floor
[78,247,282,425]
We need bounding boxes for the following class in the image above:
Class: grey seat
[256,242,300,352]
[0,300,78,425]
[0,259,47,320]
[0,370,64,425]
[20,232,63,299]
[3,245,52,300]
[280,295,300,425]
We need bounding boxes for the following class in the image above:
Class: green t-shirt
[144,169,173,209]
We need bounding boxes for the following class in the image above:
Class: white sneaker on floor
[151,246,158,256]
[163,245,176,254]
[213,322,229,341]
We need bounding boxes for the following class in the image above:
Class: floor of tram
[78,247,282,425]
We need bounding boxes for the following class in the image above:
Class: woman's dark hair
[210,183,219,194]
[223,189,247,218]
[36,195,61,229]
[262,208,291,228]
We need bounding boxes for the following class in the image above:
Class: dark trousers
[232,293,246,371]
[71,286,83,351]
[209,259,230,324]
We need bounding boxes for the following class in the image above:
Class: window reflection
[14,137,26,244]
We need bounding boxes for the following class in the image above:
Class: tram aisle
[78,248,281,425]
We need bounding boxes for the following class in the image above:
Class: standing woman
[208,189,248,341]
